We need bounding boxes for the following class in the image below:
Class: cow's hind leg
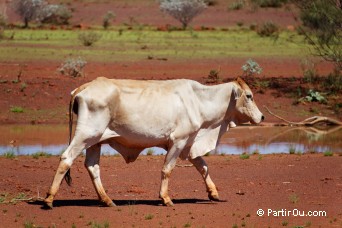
[189,156,219,201]
[85,143,115,207]
[44,141,87,208]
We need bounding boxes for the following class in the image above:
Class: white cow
[44,77,264,208]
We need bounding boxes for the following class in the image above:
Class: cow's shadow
[29,198,225,209]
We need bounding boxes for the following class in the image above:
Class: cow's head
[231,77,264,125]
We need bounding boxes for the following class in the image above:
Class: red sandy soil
[0,59,339,124]
[0,2,341,227]
[1,0,340,124]
[0,155,341,227]
[6,0,300,28]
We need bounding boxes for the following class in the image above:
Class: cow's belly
[101,125,169,149]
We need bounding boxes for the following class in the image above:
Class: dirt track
[0,154,341,227]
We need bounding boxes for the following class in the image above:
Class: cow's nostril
[261,115,265,121]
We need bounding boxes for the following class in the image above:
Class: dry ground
[0,155,341,227]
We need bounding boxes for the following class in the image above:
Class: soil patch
[0,155,341,227]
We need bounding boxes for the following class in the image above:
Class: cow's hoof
[164,200,174,207]
[107,201,116,207]
[44,201,53,209]
[208,194,220,202]
[101,200,116,207]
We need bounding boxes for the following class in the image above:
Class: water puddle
[0,125,341,156]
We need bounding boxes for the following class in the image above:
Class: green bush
[251,0,288,8]
[78,32,101,47]
[241,59,262,77]
[58,57,87,78]
[39,4,72,25]
[229,0,245,10]
[257,21,279,37]
[159,0,207,29]
[103,11,115,29]
[304,89,326,103]
[295,0,342,71]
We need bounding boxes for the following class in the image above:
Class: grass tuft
[10,106,24,113]
[323,151,333,157]
[240,153,250,160]
[3,151,16,159]
[144,214,154,220]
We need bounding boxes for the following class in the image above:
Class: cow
[44,77,264,208]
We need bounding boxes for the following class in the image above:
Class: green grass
[10,106,24,113]
[0,193,8,203]
[24,221,35,228]
[146,148,154,156]
[240,153,250,160]
[1,29,309,63]
[32,151,52,159]
[3,151,16,159]
[289,193,299,204]
[87,220,110,228]
[323,151,333,156]
[289,146,296,154]
[144,213,154,220]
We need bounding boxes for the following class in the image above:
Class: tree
[293,0,342,72]
[39,4,72,25]
[12,0,46,28]
[159,0,207,29]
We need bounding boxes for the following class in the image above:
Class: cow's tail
[64,86,82,186]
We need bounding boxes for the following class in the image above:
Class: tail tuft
[64,169,72,186]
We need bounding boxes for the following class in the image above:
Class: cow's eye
[246,94,253,99]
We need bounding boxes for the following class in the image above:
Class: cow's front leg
[189,156,219,201]
[85,143,115,207]
[159,140,187,206]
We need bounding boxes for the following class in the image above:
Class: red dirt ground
[0,155,341,227]
[0,59,339,124]
[1,1,341,228]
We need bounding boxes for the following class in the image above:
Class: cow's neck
[195,82,235,126]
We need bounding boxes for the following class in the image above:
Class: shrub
[257,21,279,37]
[103,11,115,29]
[299,89,327,103]
[78,32,101,47]
[58,57,87,78]
[301,59,319,83]
[229,0,245,10]
[39,4,72,25]
[0,10,7,27]
[251,0,288,8]
[323,70,342,94]
[206,68,220,83]
[293,0,342,71]
[159,0,207,29]
[12,0,46,28]
[204,0,218,6]
[241,59,262,77]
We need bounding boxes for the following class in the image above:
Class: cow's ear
[236,77,248,90]
[233,86,243,100]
